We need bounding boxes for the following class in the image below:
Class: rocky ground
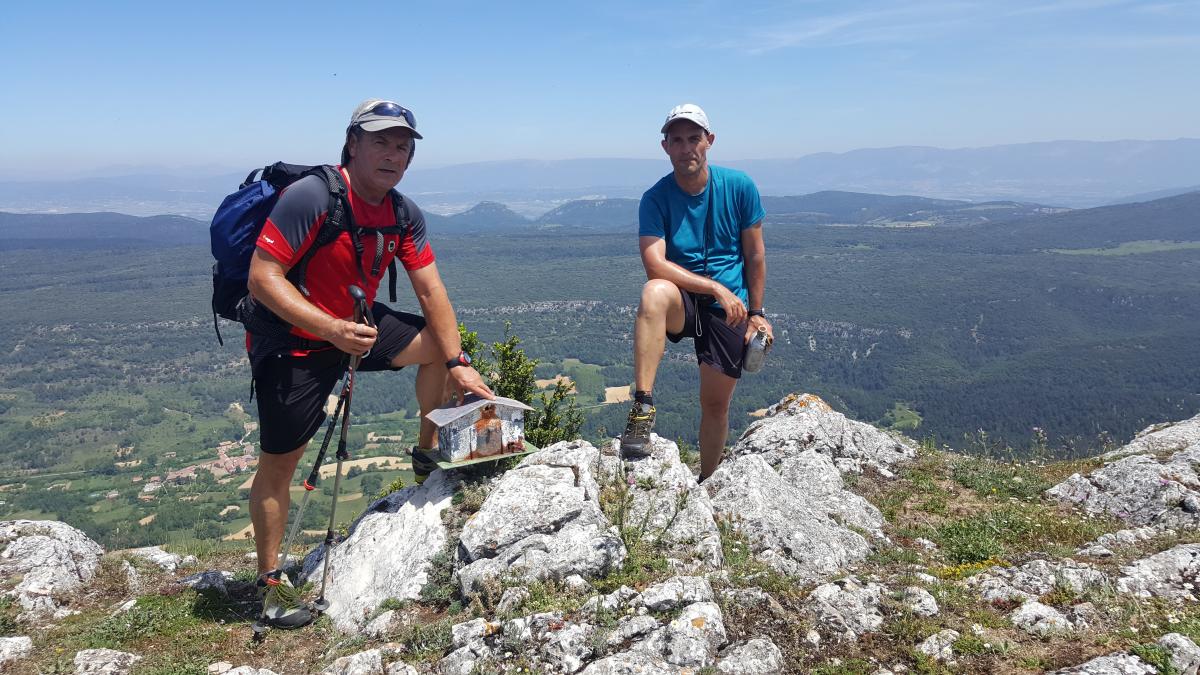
[5,393,1200,674]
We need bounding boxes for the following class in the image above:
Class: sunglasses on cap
[366,101,416,128]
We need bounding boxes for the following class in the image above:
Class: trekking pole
[273,371,351,576]
[314,285,372,612]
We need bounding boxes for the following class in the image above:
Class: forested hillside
[0,192,1197,548]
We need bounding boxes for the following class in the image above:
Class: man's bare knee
[254,447,305,484]
[638,279,678,316]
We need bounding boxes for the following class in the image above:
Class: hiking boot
[257,571,313,629]
[618,402,656,458]
[411,447,438,484]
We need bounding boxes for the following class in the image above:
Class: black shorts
[667,290,748,379]
[252,303,425,454]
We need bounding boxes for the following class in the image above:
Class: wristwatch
[446,351,472,370]
[748,309,766,318]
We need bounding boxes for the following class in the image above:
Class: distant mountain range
[4,190,1197,251]
[1,139,1198,218]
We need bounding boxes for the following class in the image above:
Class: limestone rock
[364,610,398,639]
[917,629,959,662]
[496,586,530,615]
[607,435,723,570]
[715,638,785,674]
[1011,600,1073,636]
[178,570,234,596]
[73,648,142,674]
[1077,527,1165,557]
[0,636,33,667]
[225,668,281,675]
[663,602,726,667]
[606,616,661,647]
[806,577,885,641]
[1047,439,1200,528]
[902,586,939,617]
[1102,412,1200,461]
[1049,653,1156,674]
[1071,602,1102,631]
[0,519,104,621]
[1158,632,1200,675]
[968,558,1108,604]
[541,621,596,673]
[301,470,456,632]
[579,651,682,674]
[635,576,714,612]
[580,585,640,618]
[321,648,384,674]
[1116,543,1200,600]
[731,393,916,476]
[457,441,625,595]
[125,546,185,572]
[120,560,143,595]
[708,455,874,581]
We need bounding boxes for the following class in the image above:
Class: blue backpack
[209,162,406,345]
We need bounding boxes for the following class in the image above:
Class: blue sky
[2,0,1197,178]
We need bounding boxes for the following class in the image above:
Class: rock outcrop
[701,394,909,581]
[0,519,104,621]
[732,393,917,476]
[598,435,723,571]
[1115,543,1200,600]
[1048,413,1200,528]
[300,470,457,632]
[0,636,33,668]
[73,648,142,674]
[1100,412,1200,461]
[456,440,625,596]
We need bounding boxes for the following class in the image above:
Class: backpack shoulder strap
[290,166,367,297]
[382,189,412,303]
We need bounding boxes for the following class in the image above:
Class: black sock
[635,391,653,406]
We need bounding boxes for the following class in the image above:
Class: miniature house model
[425,395,535,464]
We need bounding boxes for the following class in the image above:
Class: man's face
[347,126,413,194]
[661,120,714,178]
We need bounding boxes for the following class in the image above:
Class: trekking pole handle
[347,284,374,325]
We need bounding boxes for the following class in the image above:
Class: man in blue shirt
[620,103,773,481]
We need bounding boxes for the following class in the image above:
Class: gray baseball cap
[661,103,711,134]
[349,98,423,138]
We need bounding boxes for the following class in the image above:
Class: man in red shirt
[245,99,493,628]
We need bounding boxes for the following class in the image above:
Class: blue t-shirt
[638,165,765,307]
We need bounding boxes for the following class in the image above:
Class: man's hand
[713,284,747,326]
[745,315,774,344]
[450,365,495,405]
[327,318,378,357]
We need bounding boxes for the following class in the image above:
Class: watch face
[460,352,472,365]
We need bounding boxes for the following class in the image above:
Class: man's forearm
[645,258,723,296]
[745,253,766,310]
[248,268,340,339]
[416,284,463,360]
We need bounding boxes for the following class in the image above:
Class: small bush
[1130,643,1177,675]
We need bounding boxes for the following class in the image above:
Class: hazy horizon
[4,1,1198,179]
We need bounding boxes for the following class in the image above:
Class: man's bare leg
[390,330,449,476]
[250,444,307,576]
[698,363,738,480]
[633,279,687,392]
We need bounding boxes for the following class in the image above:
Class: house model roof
[425,394,534,428]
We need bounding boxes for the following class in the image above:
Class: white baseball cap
[660,103,711,134]
[348,98,423,138]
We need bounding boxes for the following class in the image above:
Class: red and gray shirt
[255,165,434,345]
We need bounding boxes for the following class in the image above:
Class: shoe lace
[625,404,654,434]
[268,581,302,610]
